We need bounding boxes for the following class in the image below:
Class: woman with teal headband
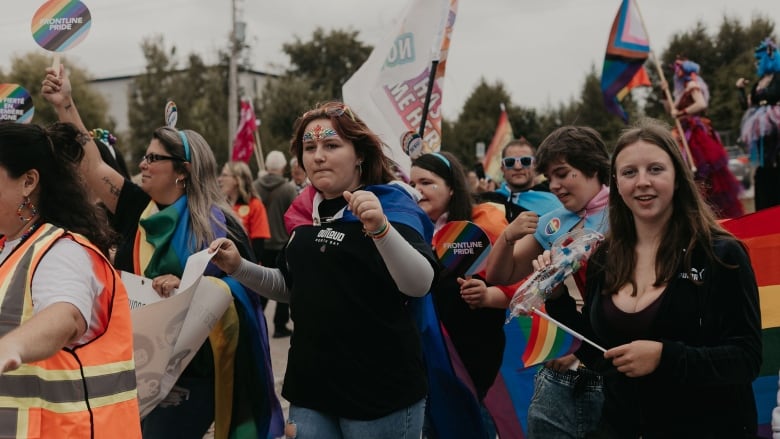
[41,65,283,438]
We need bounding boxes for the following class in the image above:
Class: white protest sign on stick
[122,249,234,417]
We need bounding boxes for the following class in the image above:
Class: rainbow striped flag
[601,0,651,122]
[721,206,780,438]
[483,305,582,438]
[481,105,515,184]
[519,304,582,367]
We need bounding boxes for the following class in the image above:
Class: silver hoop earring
[175,177,187,189]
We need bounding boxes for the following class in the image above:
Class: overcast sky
[2,0,778,119]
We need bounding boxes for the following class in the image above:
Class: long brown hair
[602,118,733,295]
[290,101,397,186]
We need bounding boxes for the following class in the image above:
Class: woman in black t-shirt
[210,102,438,439]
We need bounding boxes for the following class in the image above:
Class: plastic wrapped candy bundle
[507,229,605,321]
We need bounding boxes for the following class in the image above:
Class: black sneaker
[273,326,293,338]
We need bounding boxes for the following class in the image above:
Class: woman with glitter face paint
[667,58,743,218]
[737,38,780,210]
[209,101,438,439]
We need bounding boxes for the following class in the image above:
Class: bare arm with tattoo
[41,65,125,213]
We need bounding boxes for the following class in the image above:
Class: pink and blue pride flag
[601,0,651,122]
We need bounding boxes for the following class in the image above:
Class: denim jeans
[286,399,425,439]
[527,366,604,439]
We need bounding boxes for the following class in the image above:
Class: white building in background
[89,68,273,137]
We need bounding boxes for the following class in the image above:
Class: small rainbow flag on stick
[510,306,580,367]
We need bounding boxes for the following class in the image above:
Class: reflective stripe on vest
[0,224,141,438]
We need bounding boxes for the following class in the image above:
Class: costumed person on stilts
[737,38,780,210]
[667,58,743,218]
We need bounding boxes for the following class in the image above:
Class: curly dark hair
[0,122,116,256]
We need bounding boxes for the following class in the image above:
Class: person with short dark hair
[487,125,611,438]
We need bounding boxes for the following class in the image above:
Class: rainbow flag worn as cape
[601,0,651,122]
[136,197,283,438]
[721,206,780,438]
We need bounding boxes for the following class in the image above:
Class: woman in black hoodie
[545,118,761,438]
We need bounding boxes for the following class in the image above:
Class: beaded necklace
[0,222,40,254]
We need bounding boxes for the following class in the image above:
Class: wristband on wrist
[364,216,390,239]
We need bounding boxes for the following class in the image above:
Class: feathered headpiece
[673,58,709,103]
[755,38,780,77]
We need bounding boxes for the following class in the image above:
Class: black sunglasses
[502,156,534,168]
[143,153,185,164]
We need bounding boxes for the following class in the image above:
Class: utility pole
[227,0,239,156]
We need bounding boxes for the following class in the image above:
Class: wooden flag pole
[633,1,696,172]
[253,125,265,172]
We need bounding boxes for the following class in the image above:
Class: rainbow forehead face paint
[303,124,338,142]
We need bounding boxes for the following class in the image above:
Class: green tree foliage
[258,28,371,160]
[573,66,631,150]
[127,35,232,171]
[644,16,776,144]
[444,79,513,166]
[257,76,329,156]
[283,28,373,100]
[0,52,112,131]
